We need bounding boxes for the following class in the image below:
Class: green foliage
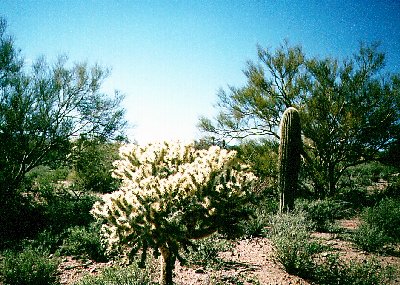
[0,17,126,245]
[268,210,395,284]
[235,139,279,180]
[199,41,400,198]
[268,211,321,278]
[238,207,271,238]
[331,162,399,209]
[26,165,70,190]
[352,223,391,252]
[278,107,301,212]
[183,234,232,269]
[353,197,400,252]
[339,162,397,189]
[336,186,371,210]
[73,263,155,285]
[380,137,400,169]
[27,164,99,233]
[312,254,394,285]
[295,198,349,232]
[223,182,277,239]
[0,191,46,247]
[1,164,99,246]
[384,176,400,200]
[24,229,64,254]
[361,198,400,242]
[60,223,108,262]
[70,138,121,193]
[42,188,99,233]
[0,247,60,285]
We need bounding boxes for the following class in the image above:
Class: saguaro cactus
[278,107,301,213]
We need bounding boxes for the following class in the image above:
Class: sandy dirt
[59,219,400,285]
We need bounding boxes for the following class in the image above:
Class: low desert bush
[22,229,64,254]
[352,223,392,252]
[312,254,394,285]
[0,247,60,285]
[60,223,108,262]
[268,211,322,279]
[267,205,396,284]
[239,207,270,238]
[295,198,349,232]
[353,197,400,252]
[74,263,155,285]
[43,190,98,233]
[183,233,232,269]
[362,197,400,241]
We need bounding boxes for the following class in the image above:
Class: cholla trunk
[279,107,302,213]
[160,246,175,285]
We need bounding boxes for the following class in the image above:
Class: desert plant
[312,253,394,285]
[352,197,400,252]
[74,263,155,285]
[69,138,121,194]
[23,229,64,254]
[43,189,98,233]
[352,223,391,252]
[91,141,257,285]
[60,223,108,262]
[238,207,270,238]
[183,233,232,269]
[268,211,321,278]
[278,107,302,212]
[362,198,400,242]
[0,247,60,285]
[295,198,349,232]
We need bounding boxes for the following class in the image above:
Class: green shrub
[362,198,400,242]
[183,234,232,269]
[352,197,400,252]
[74,263,154,285]
[382,177,400,200]
[336,186,371,209]
[70,138,121,194]
[0,193,46,247]
[313,254,394,285]
[23,229,64,254]
[352,223,391,252]
[0,247,60,285]
[239,207,270,238]
[268,211,321,279]
[60,223,108,262]
[295,198,349,232]
[43,190,98,233]
[337,162,398,208]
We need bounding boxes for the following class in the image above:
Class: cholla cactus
[91,141,256,285]
[278,107,301,213]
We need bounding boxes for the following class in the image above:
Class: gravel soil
[59,219,400,285]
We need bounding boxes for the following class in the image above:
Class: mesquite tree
[91,141,257,285]
[199,42,400,197]
[278,107,301,212]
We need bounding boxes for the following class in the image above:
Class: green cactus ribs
[278,107,302,213]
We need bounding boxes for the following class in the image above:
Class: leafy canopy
[199,41,400,196]
[0,18,126,192]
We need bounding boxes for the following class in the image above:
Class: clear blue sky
[2,0,400,143]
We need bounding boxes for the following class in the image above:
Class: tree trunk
[160,246,175,285]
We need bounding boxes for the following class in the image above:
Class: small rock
[195,267,205,274]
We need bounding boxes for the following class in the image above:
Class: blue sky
[2,0,400,143]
